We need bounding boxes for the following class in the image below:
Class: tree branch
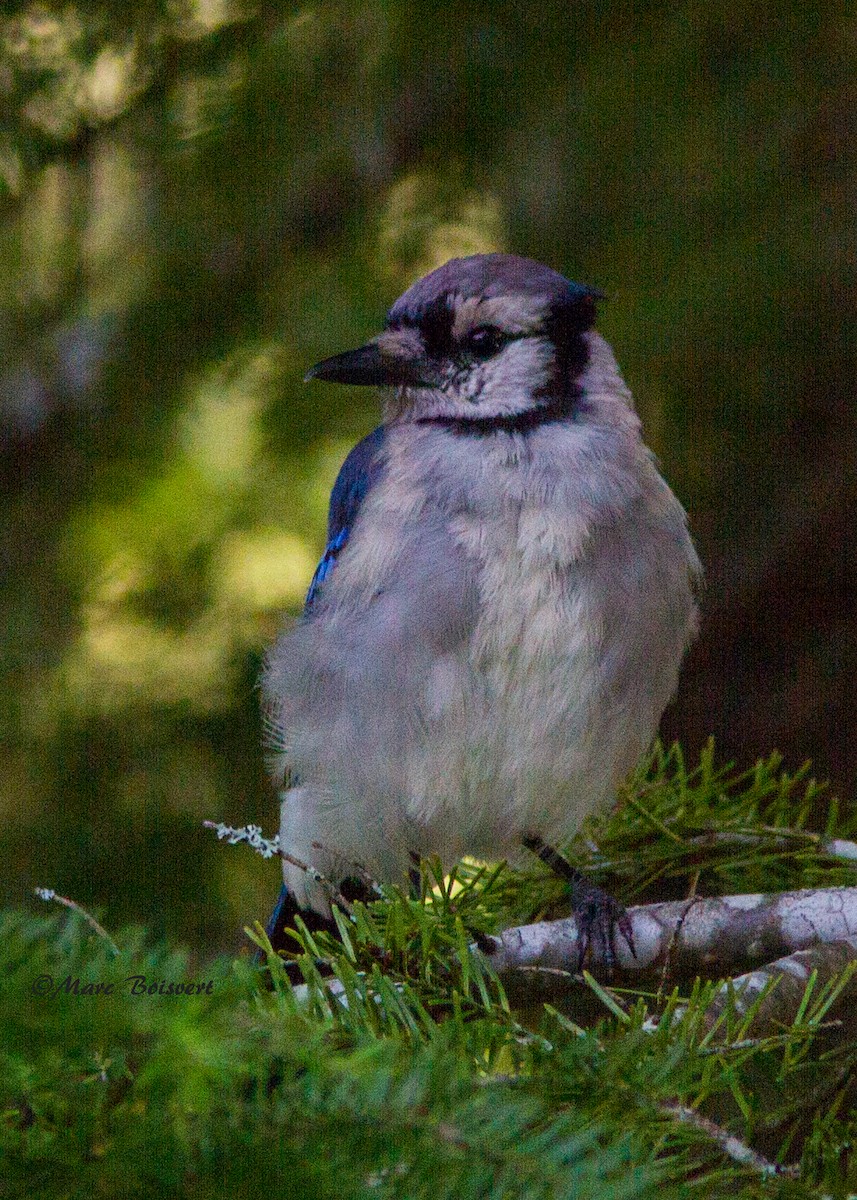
[699,935,857,1032]
[478,887,857,981]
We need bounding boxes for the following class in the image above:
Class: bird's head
[306,254,605,427]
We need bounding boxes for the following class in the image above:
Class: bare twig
[279,851,356,918]
[684,830,857,861]
[203,821,357,914]
[203,821,281,858]
[34,887,120,957]
[660,1102,799,1178]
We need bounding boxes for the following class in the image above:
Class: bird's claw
[570,879,635,974]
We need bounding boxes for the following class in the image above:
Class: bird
[261,252,701,963]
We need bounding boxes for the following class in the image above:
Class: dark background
[1,0,852,954]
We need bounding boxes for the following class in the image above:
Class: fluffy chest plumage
[265,415,697,880]
[383,421,634,666]
[327,425,665,840]
[448,477,593,666]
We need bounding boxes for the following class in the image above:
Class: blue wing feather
[265,427,387,935]
[305,425,387,610]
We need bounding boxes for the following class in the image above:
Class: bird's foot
[521,833,635,973]
[567,875,635,974]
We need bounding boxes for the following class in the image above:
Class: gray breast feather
[261,511,480,800]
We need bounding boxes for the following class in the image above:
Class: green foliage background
[0,1,852,959]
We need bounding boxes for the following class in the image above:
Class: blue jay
[262,253,700,960]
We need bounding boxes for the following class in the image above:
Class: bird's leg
[262,865,381,982]
[264,884,340,952]
[521,834,635,971]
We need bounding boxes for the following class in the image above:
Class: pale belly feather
[399,505,668,865]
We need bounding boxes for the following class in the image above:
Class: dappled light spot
[378,170,506,283]
[181,344,288,486]
[215,530,317,614]
[78,44,144,124]
[20,341,316,727]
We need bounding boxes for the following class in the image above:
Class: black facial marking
[540,292,597,397]
[544,290,590,369]
[415,288,600,436]
[386,293,455,358]
[388,296,519,365]
[387,280,599,434]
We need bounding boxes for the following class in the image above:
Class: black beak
[305,338,429,387]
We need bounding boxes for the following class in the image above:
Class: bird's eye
[464,326,506,360]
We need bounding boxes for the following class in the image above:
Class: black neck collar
[415,394,576,437]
